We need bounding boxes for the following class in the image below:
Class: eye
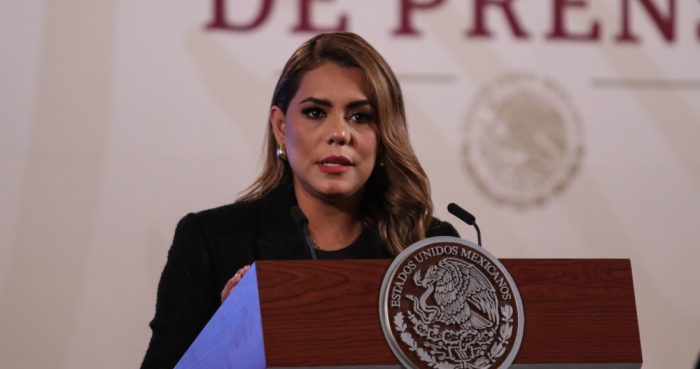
[302,107,326,119]
[347,111,375,124]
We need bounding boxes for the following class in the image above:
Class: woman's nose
[327,117,350,145]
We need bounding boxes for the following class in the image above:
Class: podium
[175,259,642,368]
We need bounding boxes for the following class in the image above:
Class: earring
[275,143,287,160]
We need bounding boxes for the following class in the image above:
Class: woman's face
[271,62,378,203]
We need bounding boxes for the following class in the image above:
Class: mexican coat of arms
[380,237,524,369]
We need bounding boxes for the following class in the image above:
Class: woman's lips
[317,155,352,174]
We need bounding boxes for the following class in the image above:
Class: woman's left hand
[220,264,251,302]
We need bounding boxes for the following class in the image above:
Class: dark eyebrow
[346,99,372,110]
[299,97,372,110]
[300,97,332,107]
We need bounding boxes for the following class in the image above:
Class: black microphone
[290,206,318,260]
[447,203,482,247]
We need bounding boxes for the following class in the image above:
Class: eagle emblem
[380,238,523,369]
[408,258,499,333]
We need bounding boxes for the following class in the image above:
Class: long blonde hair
[240,32,433,255]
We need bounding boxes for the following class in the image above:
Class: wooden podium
[175,259,642,368]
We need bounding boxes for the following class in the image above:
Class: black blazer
[141,183,458,368]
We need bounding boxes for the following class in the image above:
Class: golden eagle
[408,257,499,331]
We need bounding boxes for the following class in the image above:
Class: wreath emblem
[462,73,584,208]
[380,238,524,369]
[393,305,513,369]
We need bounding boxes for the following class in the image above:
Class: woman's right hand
[220,264,251,302]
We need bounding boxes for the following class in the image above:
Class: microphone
[447,203,482,247]
[290,206,318,260]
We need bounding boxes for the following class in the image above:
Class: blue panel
[175,263,266,369]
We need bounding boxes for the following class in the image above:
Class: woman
[141,32,457,368]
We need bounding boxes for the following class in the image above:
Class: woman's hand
[220,264,251,302]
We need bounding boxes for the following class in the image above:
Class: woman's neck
[294,188,364,251]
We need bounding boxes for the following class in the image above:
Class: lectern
[175,259,641,368]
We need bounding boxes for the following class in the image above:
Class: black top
[140,182,458,368]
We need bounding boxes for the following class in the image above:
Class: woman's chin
[315,185,364,202]
[294,176,366,204]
